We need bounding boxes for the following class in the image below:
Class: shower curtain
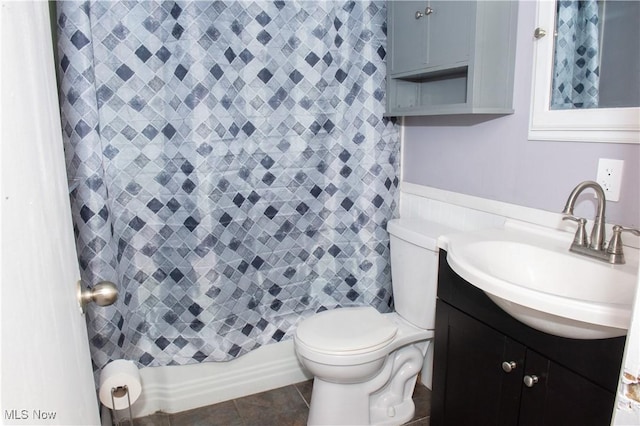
[57,0,399,370]
[551,0,600,109]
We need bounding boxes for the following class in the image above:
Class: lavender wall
[402,0,639,228]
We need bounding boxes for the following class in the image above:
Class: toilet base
[369,343,426,425]
[369,378,418,426]
[306,341,428,425]
[308,378,373,425]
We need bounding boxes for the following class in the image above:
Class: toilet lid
[295,307,398,354]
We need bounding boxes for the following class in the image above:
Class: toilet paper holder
[110,385,133,426]
[99,359,141,424]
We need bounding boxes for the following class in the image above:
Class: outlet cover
[596,158,624,202]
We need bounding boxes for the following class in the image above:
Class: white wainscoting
[400,182,639,249]
[401,182,560,231]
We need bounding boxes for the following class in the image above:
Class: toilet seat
[295,306,398,355]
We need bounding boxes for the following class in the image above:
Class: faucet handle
[616,225,640,237]
[607,225,640,264]
[563,215,588,247]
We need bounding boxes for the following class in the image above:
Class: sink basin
[444,220,639,339]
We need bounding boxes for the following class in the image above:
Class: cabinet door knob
[416,7,433,19]
[501,361,517,373]
[523,375,539,387]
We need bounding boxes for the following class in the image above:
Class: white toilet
[294,218,446,425]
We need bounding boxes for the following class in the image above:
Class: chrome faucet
[562,180,639,264]
[562,180,607,251]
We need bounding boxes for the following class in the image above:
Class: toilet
[294,218,448,425]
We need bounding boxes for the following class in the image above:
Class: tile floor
[134,380,431,426]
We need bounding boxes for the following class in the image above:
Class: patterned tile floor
[134,380,431,425]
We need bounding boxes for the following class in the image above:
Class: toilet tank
[387,218,457,330]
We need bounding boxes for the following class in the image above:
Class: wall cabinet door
[388,1,427,75]
[388,1,472,76]
[424,1,472,69]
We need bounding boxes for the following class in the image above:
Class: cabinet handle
[501,361,517,373]
[415,10,424,19]
[523,375,539,387]
[425,6,434,15]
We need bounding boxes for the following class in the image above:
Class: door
[1,2,100,424]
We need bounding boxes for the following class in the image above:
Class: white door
[1,1,100,424]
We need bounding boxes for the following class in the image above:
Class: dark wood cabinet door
[519,350,615,426]
[432,301,525,426]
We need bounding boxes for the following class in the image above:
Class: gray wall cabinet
[386,1,519,116]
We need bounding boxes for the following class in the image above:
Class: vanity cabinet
[385,1,518,116]
[432,251,626,426]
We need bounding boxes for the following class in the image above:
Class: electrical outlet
[596,158,624,202]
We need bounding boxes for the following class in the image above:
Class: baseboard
[129,340,312,418]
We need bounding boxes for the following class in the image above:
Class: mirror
[529,0,640,143]
[551,0,640,110]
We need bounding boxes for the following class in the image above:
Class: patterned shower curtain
[551,0,600,109]
[57,0,399,370]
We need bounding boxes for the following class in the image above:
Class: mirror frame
[529,0,640,144]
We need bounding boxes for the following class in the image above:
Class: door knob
[77,281,118,313]
[523,375,539,387]
[501,361,517,373]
